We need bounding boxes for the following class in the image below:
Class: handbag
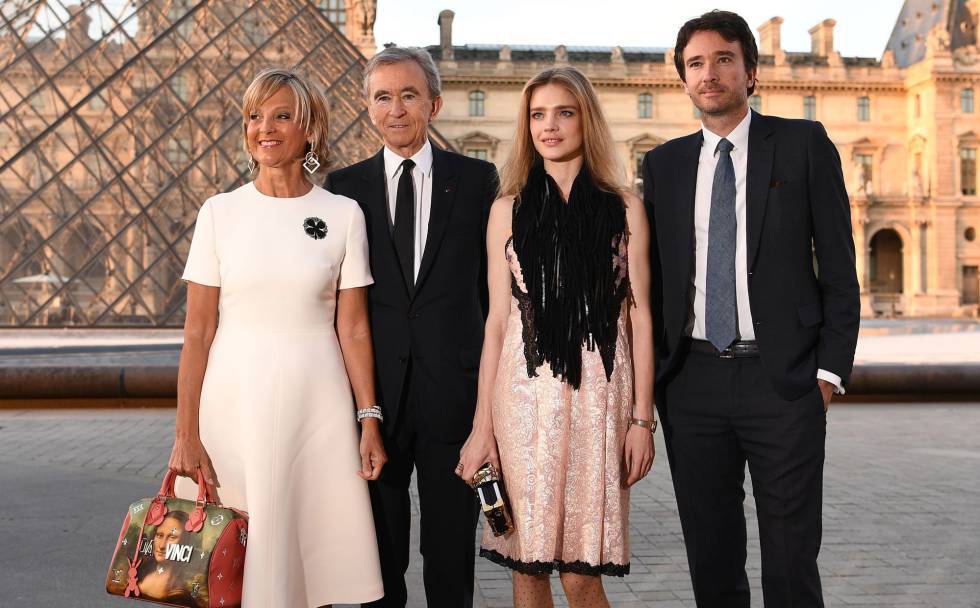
[105,468,249,608]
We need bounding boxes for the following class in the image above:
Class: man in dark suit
[326,46,498,608]
[642,11,860,608]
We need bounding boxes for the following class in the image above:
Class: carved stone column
[348,0,377,58]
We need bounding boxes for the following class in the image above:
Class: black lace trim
[511,271,540,381]
[480,548,630,577]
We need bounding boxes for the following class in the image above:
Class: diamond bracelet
[356,406,384,423]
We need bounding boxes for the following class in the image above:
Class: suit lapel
[675,131,703,294]
[413,147,458,297]
[362,149,411,298]
[746,111,774,271]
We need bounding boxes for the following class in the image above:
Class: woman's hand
[623,424,655,487]
[168,435,219,500]
[357,419,387,481]
[457,425,500,482]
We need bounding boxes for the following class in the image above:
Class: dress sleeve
[338,201,374,290]
[181,199,221,287]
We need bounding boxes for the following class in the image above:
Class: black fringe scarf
[512,162,629,390]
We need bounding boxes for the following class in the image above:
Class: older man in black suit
[326,46,498,608]
[642,10,860,608]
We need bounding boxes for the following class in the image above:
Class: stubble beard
[696,89,748,120]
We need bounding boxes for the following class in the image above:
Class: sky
[374,0,906,59]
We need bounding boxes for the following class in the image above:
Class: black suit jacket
[643,111,860,411]
[326,146,499,439]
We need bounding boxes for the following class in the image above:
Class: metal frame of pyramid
[0,0,385,326]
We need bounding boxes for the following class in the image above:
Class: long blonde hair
[500,66,623,197]
[241,68,331,177]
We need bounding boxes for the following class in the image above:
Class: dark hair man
[643,10,860,607]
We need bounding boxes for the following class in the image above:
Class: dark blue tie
[705,138,737,352]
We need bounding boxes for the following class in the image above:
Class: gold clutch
[470,464,514,537]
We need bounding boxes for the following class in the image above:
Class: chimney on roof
[758,17,784,55]
[808,18,836,56]
[438,10,455,60]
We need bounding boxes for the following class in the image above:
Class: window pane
[858,96,870,122]
[803,95,816,120]
[319,0,347,33]
[693,105,702,119]
[963,89,975,113]
[961,147,976,195]
[466,148,488,160]
[749,95,761,112]
[637,93,652,119]
[469,90,485,117]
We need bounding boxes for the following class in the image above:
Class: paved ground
[2,320,979,368]
[0,404,978,607]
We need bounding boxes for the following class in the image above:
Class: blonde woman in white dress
[168,68,386,607]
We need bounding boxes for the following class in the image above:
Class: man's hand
[817,379,834,411]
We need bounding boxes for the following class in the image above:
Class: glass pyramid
[0,0,384,326]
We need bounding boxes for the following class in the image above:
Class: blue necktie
[705,138,737,352]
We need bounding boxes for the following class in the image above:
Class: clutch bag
[470,463,514,537]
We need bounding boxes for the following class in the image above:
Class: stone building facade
[428,1,980,317]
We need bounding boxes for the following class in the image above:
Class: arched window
[869,229,903,294]
[637,93,653,118]
[962,88,975,113]
[469,90,485,117]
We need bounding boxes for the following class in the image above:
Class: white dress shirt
[691,110,844,393]
[383,140,433,281]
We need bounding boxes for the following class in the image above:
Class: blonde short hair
[241,68,331,176]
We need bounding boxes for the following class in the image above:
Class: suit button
[754,321,762,326]
[398,356,407,363]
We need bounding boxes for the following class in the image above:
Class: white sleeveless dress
[176,181,384,606]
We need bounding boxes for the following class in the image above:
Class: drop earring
[247,156,256,173]
[303,151,321,174]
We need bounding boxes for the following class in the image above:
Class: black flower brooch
[303,216,327,240]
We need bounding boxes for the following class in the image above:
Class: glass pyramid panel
[0,0,384,326]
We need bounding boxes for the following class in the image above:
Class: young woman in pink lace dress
[458,66,657,608]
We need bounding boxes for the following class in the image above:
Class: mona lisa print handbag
[105,469,248,608]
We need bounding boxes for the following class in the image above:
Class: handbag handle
[155,467,217,505]
[149,468,218,533]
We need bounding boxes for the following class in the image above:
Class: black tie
[393,159,416,292]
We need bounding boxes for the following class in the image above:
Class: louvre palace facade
[2,0,979,326]
[430,0,980,318]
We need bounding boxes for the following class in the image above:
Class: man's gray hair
[362,46,442,99]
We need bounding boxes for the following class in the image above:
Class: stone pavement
[1,404,978,607]
[2,319,979,367]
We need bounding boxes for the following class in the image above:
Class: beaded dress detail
[479,233,633,577]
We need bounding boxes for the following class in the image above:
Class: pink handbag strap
[156,467,217,504]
